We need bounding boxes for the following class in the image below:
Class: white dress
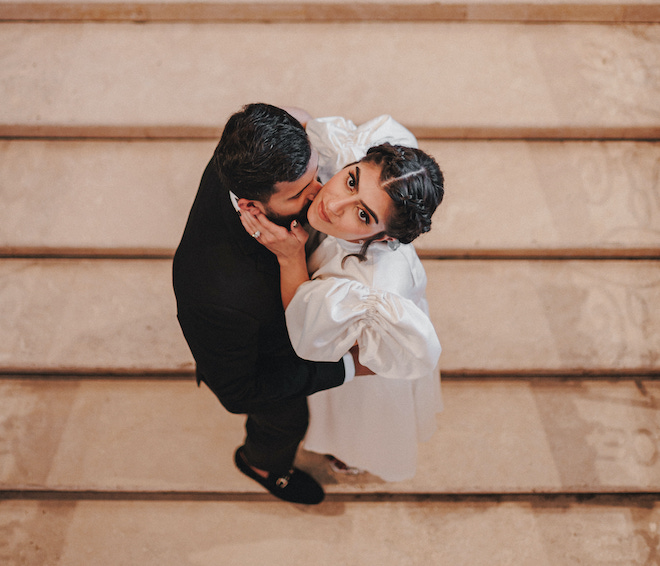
[286,116,443,481]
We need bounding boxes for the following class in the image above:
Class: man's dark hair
[213,103,312,202]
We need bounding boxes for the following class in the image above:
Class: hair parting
[341,143,444,263]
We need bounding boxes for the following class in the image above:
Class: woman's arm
[239,210,310,308]
[286,277,441,379]
[280,106,313,128]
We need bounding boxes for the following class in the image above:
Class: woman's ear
[237,198,266,216]
[374,234,401,251]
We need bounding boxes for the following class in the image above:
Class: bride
[240,115,445,481]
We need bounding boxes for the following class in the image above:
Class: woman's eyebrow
[353,166,379,224]
[360,201,379,224]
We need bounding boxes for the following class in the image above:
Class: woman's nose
[326,196,352,216]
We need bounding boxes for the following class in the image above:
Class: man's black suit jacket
[173,157,346,415]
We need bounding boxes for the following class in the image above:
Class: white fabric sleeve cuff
[342,352,356,383]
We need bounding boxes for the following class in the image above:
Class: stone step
[415,140,660,257]
[2,23,658,136]
[2,0,659,23]
[0,140,660,256]
[2,497,657,566]
[1,139,658,256]
[0,258,657,374]
[1,377,659,493]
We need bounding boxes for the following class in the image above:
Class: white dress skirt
[287,113,442,482]
[286,237,443,481]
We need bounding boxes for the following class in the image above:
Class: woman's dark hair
[347,143,444,263]
[213,103,311,202]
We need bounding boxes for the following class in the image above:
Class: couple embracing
[173,103,444,505]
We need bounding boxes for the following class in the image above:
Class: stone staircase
[1,1,659,563]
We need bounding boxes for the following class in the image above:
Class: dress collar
[333,237,364,253]
[229,191,241,213]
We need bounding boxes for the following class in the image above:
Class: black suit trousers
[243,396,310,474]
[201,380,309,474]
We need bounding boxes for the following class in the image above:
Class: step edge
[1,124,659,141]
[1,247,659,260]
[1,1,659,23]
[0,368,658,380]
[0,488,658,502]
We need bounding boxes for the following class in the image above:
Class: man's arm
[176,303,347,413]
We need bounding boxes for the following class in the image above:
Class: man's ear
[237,198,266,216]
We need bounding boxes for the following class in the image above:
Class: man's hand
[349,345,375,376]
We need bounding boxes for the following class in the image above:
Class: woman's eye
[358,209,370,224]
[347,173,356,191]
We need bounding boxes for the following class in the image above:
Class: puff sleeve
[286,277,441,380]
[307,115,418,183]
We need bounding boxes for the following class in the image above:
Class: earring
[387,239,400,251]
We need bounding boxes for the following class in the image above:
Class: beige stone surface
[424,259,660,372]
[418,140,660,254]
[0,259,190,373]
[0,139,212,251]
[0,0,656,556]
[1,498,659,566]
[1,378,659,493]
[2,140,659,253]
[0,258,658,372]
[1,23,659,130]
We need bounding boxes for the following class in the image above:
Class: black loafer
[234,447,325,505]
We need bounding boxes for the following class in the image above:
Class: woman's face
[307,161,392,242]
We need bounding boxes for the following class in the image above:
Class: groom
[173,103,367,505]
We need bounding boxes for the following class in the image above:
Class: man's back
[173,156,345,415]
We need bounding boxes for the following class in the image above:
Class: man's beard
[264,200,312,228]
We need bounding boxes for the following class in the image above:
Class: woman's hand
[239,210,311,308]
[239,209,309,262]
